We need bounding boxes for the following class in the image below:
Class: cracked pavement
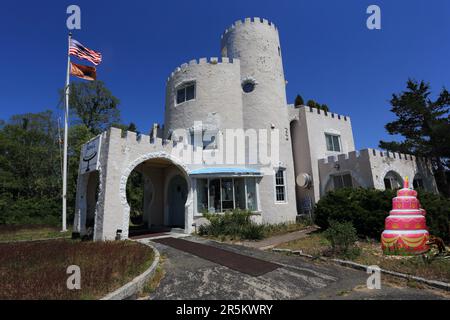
[145,236,449,300]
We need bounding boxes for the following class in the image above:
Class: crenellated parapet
[303,105,350,122]
[318,148,431,166]
[318,150,365,165]
[107,126,190,150]
[221,17,278,39]
[166,57,240,83]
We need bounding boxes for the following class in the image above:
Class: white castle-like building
[73,18,438,241]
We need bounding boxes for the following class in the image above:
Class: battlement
[318,148,429,165]
[301,105,350,122]
[166,57,240,83]
[318,150,364,165]
[106,126,195,150]
[367,148,431,163]
[221,17,278,39]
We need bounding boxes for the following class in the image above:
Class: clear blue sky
[0,0,449,150]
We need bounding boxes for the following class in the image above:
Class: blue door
[168,175,188,228]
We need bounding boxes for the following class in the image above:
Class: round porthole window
[242,80,256,93]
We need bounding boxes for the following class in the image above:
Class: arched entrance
[167,174,188,228]
[120,153,191,238]
[384,171,403,190]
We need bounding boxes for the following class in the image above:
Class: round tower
[220,17,288,131]
[164,57,243,137]
[221,18,297,223]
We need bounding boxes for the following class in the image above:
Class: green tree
[379,80,450,196]
[321,104,329,112]
[65,80,121,135]
[127,122,137,132]
[294,95,304,107]
[306,99,317,108]
[0,111,62,224]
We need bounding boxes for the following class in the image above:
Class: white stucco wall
[289,106,355,204]
[319,148,438,195]
[165,57,243,135]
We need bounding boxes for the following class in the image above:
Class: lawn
[277,232,450,283]
[0,239,154,299]
[0,225,71,242]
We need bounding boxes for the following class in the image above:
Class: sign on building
[80,135,101,174]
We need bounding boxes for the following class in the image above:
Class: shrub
[199,209,264,240]
[418,192,450,241]
[315,188,393,239]
[323,220,358,255]
[315,188,450,242]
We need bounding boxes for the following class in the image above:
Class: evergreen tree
[294,94,304,107]
[306,100,317,108]
[127,122,137,132]
[379,79,450,196]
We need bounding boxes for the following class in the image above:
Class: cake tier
[389,209,424,216]
[381,230,429,255]
[397,188,418,197]
[385,215,427,230]
[392,196,420,210]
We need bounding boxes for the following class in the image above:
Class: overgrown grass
[277,233,450,283]
[0,225,71,242]
[198,209,310,241]
[0,239,154,299]
[140,255,166,299]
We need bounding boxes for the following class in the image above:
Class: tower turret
[221,18,297,222]
[220,17,288,131]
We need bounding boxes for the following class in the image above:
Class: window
[221,178,234,210]
[190,130,218,150]
[176,82,195,105]
[275,168,286,202]
[197,179,208,212]
[242,80,256,93]
[333,173,352,190]
[325,133,341,152]
[196,177,258,213]
[202,131,217,150]
[246,177,257,210]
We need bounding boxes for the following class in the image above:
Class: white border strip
[101,242,160,300]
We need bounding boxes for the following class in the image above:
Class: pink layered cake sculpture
[381,177,429,255]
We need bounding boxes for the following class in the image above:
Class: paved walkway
[239,226,319,250]
[143,236,449,300]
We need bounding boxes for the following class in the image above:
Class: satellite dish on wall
[296,173,312,189]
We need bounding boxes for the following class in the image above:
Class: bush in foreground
[323,220,359,258]
[198,209,309,240]
[198,210,265,240]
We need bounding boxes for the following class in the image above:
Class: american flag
[69,38,102,65]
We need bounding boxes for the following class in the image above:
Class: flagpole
[62,32,72,232]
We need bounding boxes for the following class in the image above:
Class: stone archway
[119,152,192,239]
[383,170,403,190]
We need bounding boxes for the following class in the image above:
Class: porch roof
[189,167,261,176]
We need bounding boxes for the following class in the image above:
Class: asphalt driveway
[144,236,449,300]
